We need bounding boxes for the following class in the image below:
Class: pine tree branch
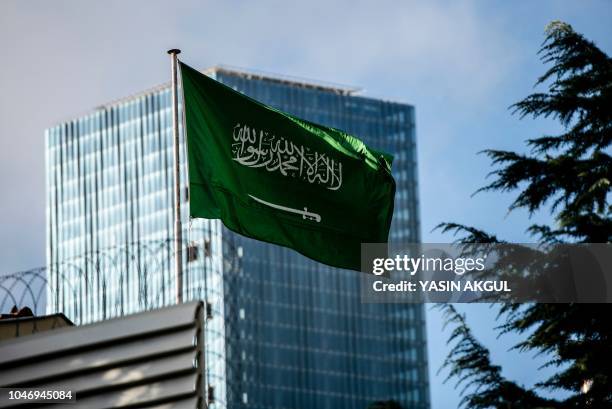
[433,223,502,244]
[437,305,557,409]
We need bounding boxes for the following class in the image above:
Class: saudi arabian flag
[180,62,395,271]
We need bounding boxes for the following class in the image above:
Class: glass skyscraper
[46,65,428,409]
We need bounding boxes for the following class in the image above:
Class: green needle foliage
[436,21,612,409]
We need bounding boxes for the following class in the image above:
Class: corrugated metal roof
[0,302,205,409]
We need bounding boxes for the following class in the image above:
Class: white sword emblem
[248,194,322,223]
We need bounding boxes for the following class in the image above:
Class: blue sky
[1,1,611,408]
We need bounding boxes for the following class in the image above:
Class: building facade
[45,65,428,409]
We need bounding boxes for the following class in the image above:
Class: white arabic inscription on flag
[231,123,343,190]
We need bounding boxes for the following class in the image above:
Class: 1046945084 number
[1,388,75,404]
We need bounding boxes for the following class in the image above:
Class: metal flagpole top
[167,49,181,55]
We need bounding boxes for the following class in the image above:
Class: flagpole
[168,48,183,304]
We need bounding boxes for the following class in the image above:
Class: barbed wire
[0,231,241,322]
[0,267,48,316]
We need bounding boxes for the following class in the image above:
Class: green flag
[180,62,395,271]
